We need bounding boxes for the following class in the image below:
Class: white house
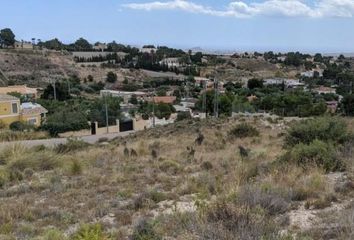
[140,47,156,54]
[264,78,304,88]
[159,57,180,68]
[301,69,324,78]
[93,43,108,52]
[100,90,148,103]
[14,41,33,50]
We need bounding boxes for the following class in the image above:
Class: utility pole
[202,80,207,117]
[52,80,57,101]
[104,93,109,133]
[152,91,156,128]
[67,79,71,95]
[214,77,219,118]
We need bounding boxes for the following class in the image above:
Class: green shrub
[71,224,110,240]
[283,140,343,172]
[8,151,59,172]
[70,160,83,175]
[55,138,90,154]
[285,117,347,147]
[176,112,191,121]
[159,160,181,174]
[9,121,35,132]
[43,228,66,240]
[236,185,290,215]
[201,161,213,171]
[229,123,259,139]
[131,219,162,240]
[0,169,8,188]
[0,130,49,142]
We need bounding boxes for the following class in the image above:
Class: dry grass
[0,117,352,239]
[0,130,49,142]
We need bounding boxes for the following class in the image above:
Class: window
[28,118,37,125]
[12,103,18,114]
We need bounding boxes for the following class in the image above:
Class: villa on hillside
[93,43,108,52]
[159,58,181,68]
[14,41,33,50]
[264,78,305,89]
[140,46,156,54]
[150,96,177,104]
[100,90,148,104]
[313,86,336,95]
[0,94,47,127]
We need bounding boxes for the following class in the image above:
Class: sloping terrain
[0,50,151,87]
[0,116,353,239]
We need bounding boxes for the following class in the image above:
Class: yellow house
[0,94,21,126]
[0,94,47,127]
[20,102,48,127]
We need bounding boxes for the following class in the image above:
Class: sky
[1,0,354,53]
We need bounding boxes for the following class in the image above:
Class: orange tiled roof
[152,96,176,104]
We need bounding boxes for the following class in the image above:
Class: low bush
[204,202,279,239]
[71,223,111,240]
[236,185,290,215]
[70,160,83,175]
[132,189,167,210]
[43,228,66,240]
[176,112,191,122]
[201,161,213,171]
[8,150,60,172]
[9,121,35,132]
[285,117,348,147]
[0,130,49,142]
[55,138,90,154]
[131,218,162,240]
[229,123,259,139]
[282,140,343,172]
[159,160,181,174]
[0,145,60,184]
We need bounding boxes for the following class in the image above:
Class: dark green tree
[40,38,63,50]
[342,94,354,116]
[0,28,15,47]
[41,82,71,101]
[74,38,92,51]
[106,71,117,83]
[247,78,263,89]
[89,96,121,127]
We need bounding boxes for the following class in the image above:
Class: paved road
[0,131,135,149]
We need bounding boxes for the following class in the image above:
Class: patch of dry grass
[0,117,352,239]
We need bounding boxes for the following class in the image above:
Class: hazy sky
[1,0,354,53]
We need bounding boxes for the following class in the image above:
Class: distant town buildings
[313,86,336,95]
[140,46,156,54]
[150,96,177,104]
[263,78,305,89]
[159,58,181,68]
[100,90,148,104]
[93,43,108,52]
[301,69,324,78]
[14,41,33,50]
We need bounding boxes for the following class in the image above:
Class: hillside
[0,50,150,87]
[0,116,353,239]
[0,49,303,89]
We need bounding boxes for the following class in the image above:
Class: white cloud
[122,0,354,18]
